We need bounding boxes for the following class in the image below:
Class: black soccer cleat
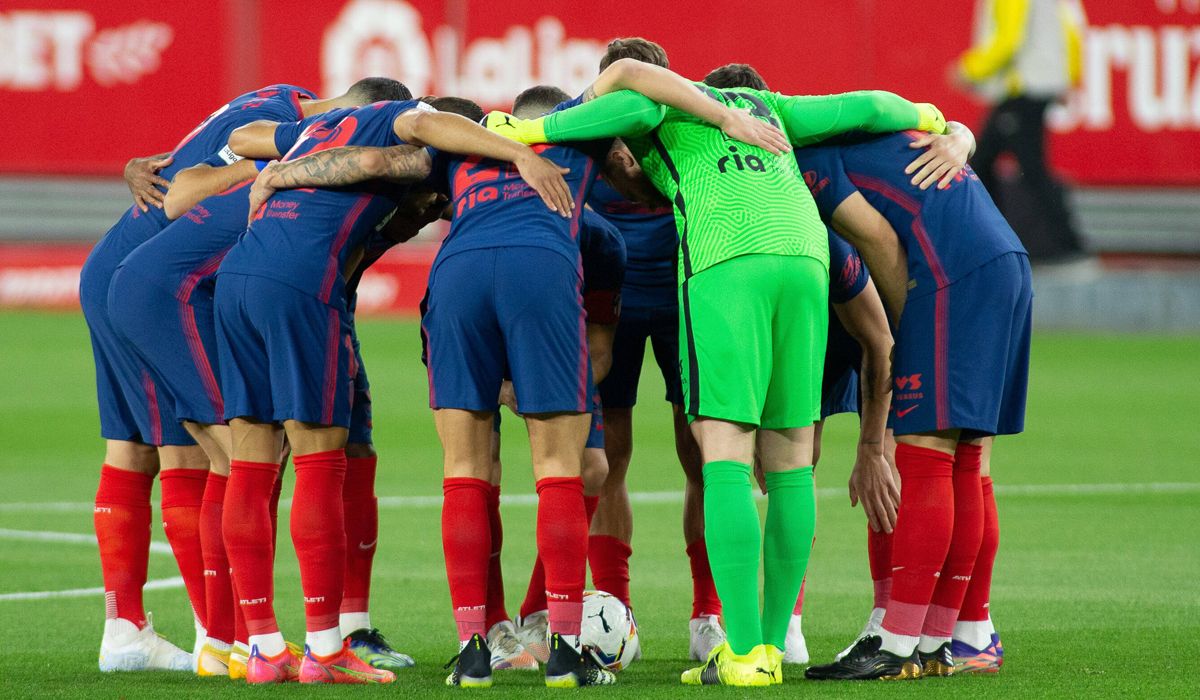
[919,641,956,677]
[544,633,616,687]
[804,635,922,681]
[444,633,493,688]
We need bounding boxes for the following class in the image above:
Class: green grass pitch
[0,310,1197,697]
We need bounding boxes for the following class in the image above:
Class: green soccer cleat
[346,627,415,673]
[681,642,776,687]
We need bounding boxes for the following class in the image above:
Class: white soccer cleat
[514,610,550,664]
[688,615,726,662]
[835,607,887,661]
[782,614,809,664]
[487,620,540,670]
[98,616,193,672]
[191,619,206,673]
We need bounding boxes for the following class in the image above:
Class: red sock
[200,472,234,644]
[589,535,632,608]
[269,472,283,558]
[881,444,955,638]
[94,465,153,627]
[341,455,378,617]
[485,485,509,630]
[923,444,984,638]
[233,579,247,644]
[536,477,587,637]
[958,476,999,622]
[159,468,208,626]
[523,494,598,618]
[868,527,894,609]
[792,580,807,616]
[291,450,347,633]
[443,478,491,640]
[224,459,281,636]
[686,539,722,618]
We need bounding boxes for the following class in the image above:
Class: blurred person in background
[955,0,1088,265]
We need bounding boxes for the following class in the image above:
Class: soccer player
[795,127,1030,682]
[104,77,416,678]
[484,59,948,686]
[81,81,354,672]
[212,99,572,685]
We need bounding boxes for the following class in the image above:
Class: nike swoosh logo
[358,539,377,550]
[896,405,919,418]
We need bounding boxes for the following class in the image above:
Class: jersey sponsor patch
[216,144,243,165]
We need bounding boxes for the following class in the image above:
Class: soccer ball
[580,590,639,671]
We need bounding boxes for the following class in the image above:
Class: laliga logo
[321,0,605,106]
[0,11,172,91]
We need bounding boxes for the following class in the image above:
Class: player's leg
[675,404,725,659]
[783,418,824,666]
[156,445,212,667]
[953,437,1003,672]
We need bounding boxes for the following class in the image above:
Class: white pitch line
[0,528,174,554]
[0,577,184,602]
[4,482,1196,514]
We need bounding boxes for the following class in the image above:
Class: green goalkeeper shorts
[679,254,829,429]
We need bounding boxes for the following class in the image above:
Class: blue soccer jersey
[822,228,871,418]
[795,132,1026,300]
[579,209,627,325]
[217,100,426,306]
[586,179,676,310]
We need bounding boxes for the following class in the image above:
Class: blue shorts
[80,207,193,446]
[108,265,225,426]
[423,247,590,414]
[215,273,354,427]
[597,304,683,409]
[820,315,862,420]
[891,252,1033,437]
[347,329,373,445]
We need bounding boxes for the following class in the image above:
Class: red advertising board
[5,0,1200,184]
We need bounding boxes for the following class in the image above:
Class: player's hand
[914,103,949,136]
[719,107,791,155]
[124,154,172,212]
[848,443,901,533]
[485,111,545,144]
[906,129,971,190]
[247,162,279,225]
[498,380,518,415]
[514,151,573,217]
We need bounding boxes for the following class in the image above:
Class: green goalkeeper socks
[701,460,762,655]
[761,466,816,650]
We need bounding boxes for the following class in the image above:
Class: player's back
[586,179,675,308]
[798,132,1025,300]
[432,140,605,272]
[627,85,828,281]
[218,101,424,307]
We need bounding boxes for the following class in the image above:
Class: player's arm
[228,120,287,159]
[834,280,900,533]
[247,145,433,224]
[164,159,259,220]
[905,121,976,190]
[777,92,948,147]
[957,0,1030,83]
[394,109,575,216]
[124,151,173,212]
[830,193,909,324]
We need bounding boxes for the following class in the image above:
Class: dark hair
[345,77,411,104]
[421,95,485,122]
[703,63,769,91]
[599,37,669,71]
[512,85,572,119]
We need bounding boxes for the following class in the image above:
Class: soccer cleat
[245,644,301,684]
[228,642,249,680]
[804,635,922,681]
[681,642,776,687]
[487,620,540,670]
[98,616,193,672]
[299,640,396,684]
[192,621,206,673]
[919,642,956,677]
[196,640,232,677]
[764,645,784,685]
[444,633,494,688]
[688,615,726,662]
[346,627,415,673]
[783,614,809,664]
[515,610,550,663]
[951,632,1003,674]
[835,607,886,661]
[544,633,616,687]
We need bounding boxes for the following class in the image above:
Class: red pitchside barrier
[4,0,1200,185]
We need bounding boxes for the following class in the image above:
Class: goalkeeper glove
[484,111,548,144]
[915,103,949,135]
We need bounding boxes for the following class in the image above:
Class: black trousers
[972,96,1085,261]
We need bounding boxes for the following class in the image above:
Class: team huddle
[81,36,1031,688]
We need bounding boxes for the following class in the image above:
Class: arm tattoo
[269,145,430,189]
[582,83,598,103]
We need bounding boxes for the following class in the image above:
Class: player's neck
[299,96,354,117]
